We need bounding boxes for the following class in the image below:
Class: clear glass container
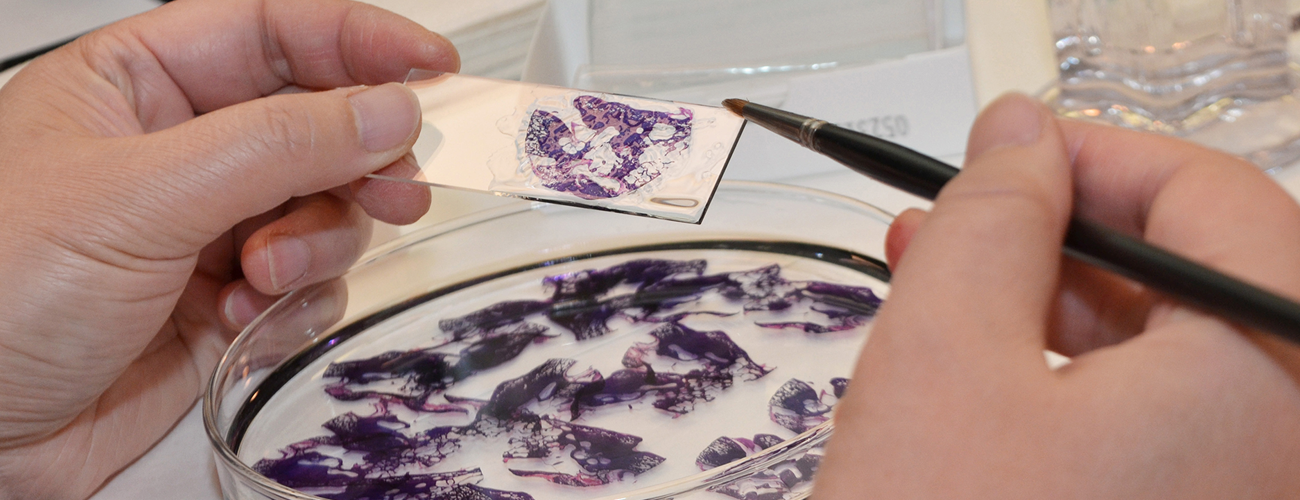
[1043,0,1300,170]
[574,0,965,105]
[204,181,893,500]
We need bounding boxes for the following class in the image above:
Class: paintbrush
[722,98,1300,344]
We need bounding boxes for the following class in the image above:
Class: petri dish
[205,181,892,500]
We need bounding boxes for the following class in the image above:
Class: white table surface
[3,0,1300,498]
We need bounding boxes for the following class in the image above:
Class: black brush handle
[737,100,1300,343]
[1063,219,1300,338]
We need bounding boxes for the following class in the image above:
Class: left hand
[0,0,457,497]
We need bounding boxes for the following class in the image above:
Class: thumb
[140,82,421,242]
[870,93,1073,372]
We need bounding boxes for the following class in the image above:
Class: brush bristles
[721,99,748,116]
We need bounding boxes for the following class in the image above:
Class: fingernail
[268,235,311,291]
[224,282,263,327]
[349,83,420,153]
[966,93,1046,162]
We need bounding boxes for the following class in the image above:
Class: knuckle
[253,101,318,164]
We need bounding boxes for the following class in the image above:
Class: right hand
[816,94,1300,498]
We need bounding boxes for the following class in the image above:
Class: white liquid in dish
[238,247,887,500]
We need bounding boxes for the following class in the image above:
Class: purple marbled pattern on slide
[523,95,692,199]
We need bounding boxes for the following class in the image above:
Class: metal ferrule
[798,118,826,152]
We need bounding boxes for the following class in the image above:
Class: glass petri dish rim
[203,179,894,500]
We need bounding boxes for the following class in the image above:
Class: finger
[1047,257,1153,355]
[1058,120,1251,236]
[1058,119,1300,369]
[92,0,458,118]
[350,152,433,225]
[884,208,926,269]
[133,82,416,243]
[882,201,1150,357]
[230,207,290,267]
[250,278,350,351]
[868,93,1072,371]
[219,280,282,329]
[239,193,372,295]
[1059,122,1300,316]
[815,93,1074,500]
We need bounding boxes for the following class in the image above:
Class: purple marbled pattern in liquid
[695,433,823,500]
[694,377,850,500]
[770,379,836,434]
[253,258,878,500]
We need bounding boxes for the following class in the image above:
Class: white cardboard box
[520,0,977,182]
